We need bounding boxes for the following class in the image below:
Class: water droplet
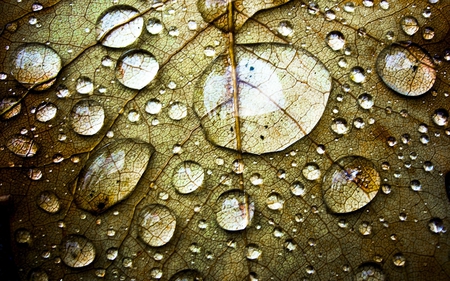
[325,31,345,51]
[28,168,43,180]
[338,58,348,68]
[331,118,349,134]
[291,181,305,196]
[359,221,372,235]
[423,27,435,40]
[204,45,216,57]
[115,49,159,90]
[146,18,163,35]
[145,99,162,115]
[216,190,254,231]
[353,117,365,129]
[37,191,60,213]
[36,102,57,122]
[168,269,202,281]
[306,265,315,274]
[400,16,419,36]
[168,102,187,120]
[428,218,445,234]
[266,192,284,210]
[0,97,21,120]
[150,268,163,279]
[122,257,133,268]
[250,173,263,185]
[95,269,106,278]
[324,9,336,21]
[423,161,434,172]
[194,43,331,154]
[76,77,93,94]
[358,93,374,109]
[127,110,140,122]
[74,139,154,213]
[172,161,204,194]
[70,100,105,136]
[56,85,71,99]
[61,235,96,268]
[187,20,198,31]
[9,43,61,89]
[322,156,380,213]
[15,228,31,244]
[350,66,366,83]
[246,244,261,260]
[106,247,118,261]
[379,0,389,9]
[302,163,321,180]
[432,108,448,126]
[96,6,143,48]
[277,21,294,37]
[138,204,176,247]
[355,263,386,281]
[101,56,114,67]
[344,2,356,12]
[393,253,406,267]
[29,268,49,281]
[410,179,422,191]
[376,42,436,96]
[168,26,179,37]
[7,135,39,157]
[168,81,177,89]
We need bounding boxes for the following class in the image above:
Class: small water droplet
[147,18,163,35]
[400,16,419,36]
[61,235,96,268]
[28,168,43,180]
[145,99,162,115]
[325,31,345,51]
[246,244,261,260]
[355,263,386,281]
[216,190,254,231]
[358,93,374,109]
[138,204,176,247]
[37,191,60,213]
[168,26,179,37]
[432,108,448,126]
[106,247,118,261]
[70,100,105,136]
[350,66,366,83]
[266,192,284,210]
[15,229,31,244]
[204,45,216,57]
[410,179,422,191]
[250,173,263,185]
[331,118,349,134]
[172,161,204,194]
[302,163,321,180]
[150,268,163,279]
[76,77,93,94]
[36,102,57,122]
[291,181,305,196]
[168,102,187,120]
[393,253,406,267]
[359,221,372,235]
[277,21,294,37]
[428,218,445,234]
[56,85,71,98]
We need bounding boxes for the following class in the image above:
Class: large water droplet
[138,204,176,247]
[36,102,57,122]
[355,263,386,281]
[61,235,95,268]
[7,135,39,157]
[73,139,154,213]
[9,43,62,89]
[37,191,60,213]
[376,42,436,96]
[115,49,159,90]
[325,31,345,51]
[96,6,144,48]
[0,97,21,120]
[70,100,105,136]
[169,269,202,281]
[193,43,331,154]
[322,156,380,213]
[216,190,254,231]
[400,16,419,36]
[172,161,204,194]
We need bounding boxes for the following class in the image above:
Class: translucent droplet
[422,27,435,40]
[216,190,254,231]
[325,31,345,51]
[0,97,21,120]
[246,244,261,260]
[428,218,445,234]
[95,269,106,278]
[168,26,179,37]
[344,2,356,12]
[410,179,422,191]
[70,100,105,136]
[306,265,315,275]
[379,0,389,9]
[127,110,140,122]
[146,18,163,35]
[9,43,61,89]
[322,156,380,213]
[76,77,93,94]
[393,253,406,267]
[145,99,162,115]
[250,173,263,186]
[266,192,284,210]
[29,269,49,281]
[7,135,39,157]
[423,161,434,172]
[36,102,57,122]
[74,139,154,213]
[101,56,114,67]
[432,108,448,126]
[302,163,321,180]
[37,191,60,213]
[168,269,202,281]
[358,93,374,109]
[172,161,204,194]
[193,43,331,154]
[354,117,365,129]
[15,228,31,244]
[187,20,198,31]
[138,204,176,247]
[122,257,132,268]
[115,49,159,90]
[150,268,163,279]
[28,168,43,180]
[285,239,297,251]
[291,181,305,196]
[338,58,348,68]
[106,247,118,261]
[168,102,187,120]
[355,263,386,281]
[96,6,144,48]
[331,118,349,134]
[277,21,294,37]
[61,235,96,268]
[204,45,216,57]
[324,9,336,21]
[359,221,372,235]
[56,85,71,99]
[376,42,436,96]
[350,66,366,83]
[400,16,419,36]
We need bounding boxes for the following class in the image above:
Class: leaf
[0,0,449,280]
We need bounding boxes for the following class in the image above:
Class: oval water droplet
[358,93,374,109]
[106,247,118,261]
[331,118,349,134]
[145,99,162,115]
[432,108,448,126]
[422,27,435,40]
[9,43,62,89]
[277,21,294,37]
[168,102,187,120]
[266,192,284,210]
[146,18,163,35]
[400,16,419,36]
[204,45,216,57]
[0,97,21,120]
[73,139,154,213]
[302,163,321,180]
[96,6,144,48]
[70,100,105,136]
[76,77,93,95]
[325,31,345,51]
[291,181,306,196]
[169,269,202,281]
[28,168,43,180]
[115,49,159,90]
[216,190,254,231]
[393,253,406,267]
[410,179,422,191]
[36,102,57,122]
[61,235,96,268]
[172,161,204,194]
[37,191,60,213]
[350,66,366,83]
[322,156,380,213]
[15,228,31,244]
[193,43,331,154]
[355,263,386,281]
[7,135,39,157]
[138,204,176,247]
[376,42,436,96]
[428,218,445,234]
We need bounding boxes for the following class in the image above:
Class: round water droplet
[172,161,204,194]
[250,173,263,185]
[322,156,380,213]
[344,2,356,12]
[376,42,436,96]
[193,43,331,154]
[138,204,176,247]
[146,18,163,35]
[393,253,406,267]
[127,110,140,122]
[168,102,187,120]
[7,135,39,157]
[37,191,60,213]
[331,118,349,134]
[115,49,159,90]
[428,218,445,234]
[96,6,143,48]
[204,45,216,57]
[291,181,305,196]
[15,228,31,244]
[302,163,321,180]
[145,99,162,115]
[355,263,386,281]
[70,100,105,136]
[358,93,374,109]
[61,235,96,268]
[246,244,261,260]
[422,27,435,40]
[169,269,202,281]
[325,31,345,51]
[350,66,366,83]
[410,179,422,191]
[278,21,294,37]
[29,268,49,281]
[432,108,448,126]
[0,97,21,120]
[36,102,57,122]
[150,268,163,279]
[76,77,93,94]
[106,247,118,261]
[168,26,179,37]
[28,168,43,180]
[56,85,71,99]
[9,43,62,89]
[400,16,419,36]
[74,139,154,213]
[188,20,198,31]
[216,190,254,231]
[266,192,284,210]
[359,221,372,235]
